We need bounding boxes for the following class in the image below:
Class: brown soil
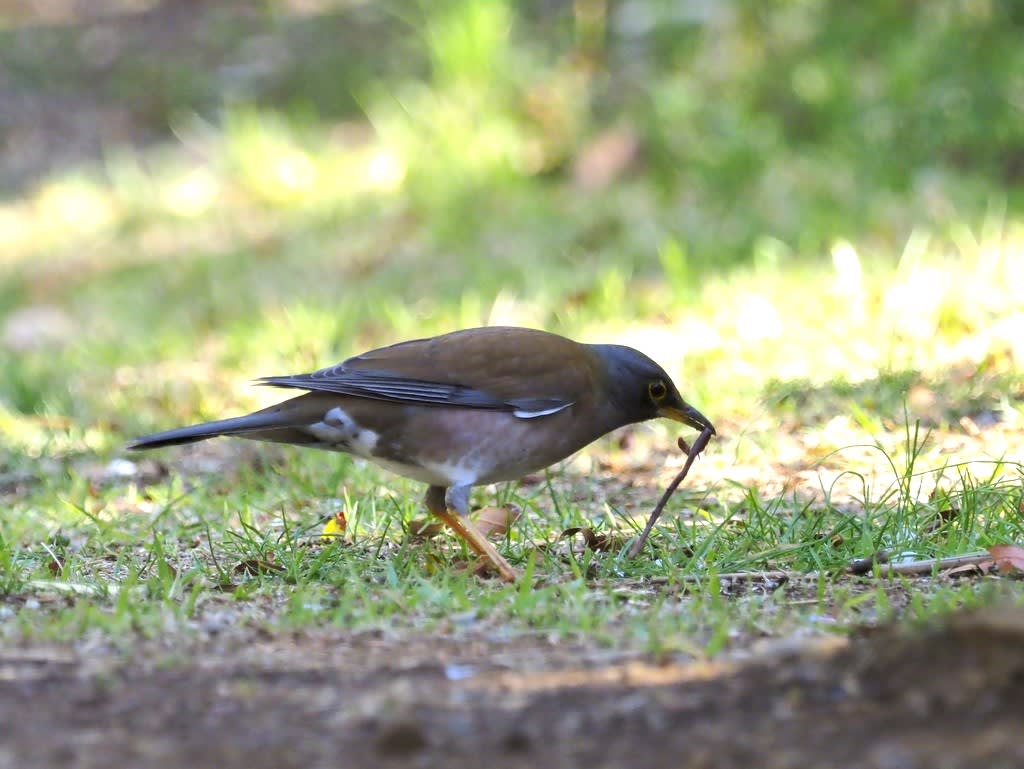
[3,608,1023,769]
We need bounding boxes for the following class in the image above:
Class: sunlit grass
[2,0,1023,650]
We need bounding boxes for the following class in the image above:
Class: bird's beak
[658,403,716,434]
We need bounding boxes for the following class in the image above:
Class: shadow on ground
[2,608,1022,769]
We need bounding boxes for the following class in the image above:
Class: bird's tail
[127,400,313,451]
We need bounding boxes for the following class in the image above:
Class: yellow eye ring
[648,381,667,401]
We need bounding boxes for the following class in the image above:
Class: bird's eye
[648,381,668,401]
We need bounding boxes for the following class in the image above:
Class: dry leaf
[572,127,641,191]
[560,527,626,553]
[944,561,993,578]
[988,545,1024,576]
[234,555,285,576]
[409,506,519,544]
[475,506,520,539]
[407,519,444,541]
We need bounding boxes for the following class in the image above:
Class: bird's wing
[257,370,515,409]
[256,327,596,415]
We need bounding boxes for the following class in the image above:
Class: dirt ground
[2,608,1023,769]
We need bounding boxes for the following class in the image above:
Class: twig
[647,570,790,585]
[628,426,715,558]
[645,551,993,585]
[862,551,991,577]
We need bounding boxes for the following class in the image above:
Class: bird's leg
[423,485,518,583]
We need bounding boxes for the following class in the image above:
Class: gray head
[589,344,715,433]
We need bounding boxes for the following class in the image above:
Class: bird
[128,326,714,582]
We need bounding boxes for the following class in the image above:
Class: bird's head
[590,344,715,434]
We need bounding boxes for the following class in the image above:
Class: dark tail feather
[128,410,294,451]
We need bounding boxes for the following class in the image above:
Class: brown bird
[128,327,714,581]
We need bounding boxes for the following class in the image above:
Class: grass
[1,0,1023,659]
[2,394,1022,652]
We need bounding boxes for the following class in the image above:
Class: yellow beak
[658,403,716,434]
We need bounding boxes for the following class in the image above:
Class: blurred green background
[1,0,1022,464]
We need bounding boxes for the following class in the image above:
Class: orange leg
[424,486,518,583]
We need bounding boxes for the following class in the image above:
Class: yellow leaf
[320,511,348,541]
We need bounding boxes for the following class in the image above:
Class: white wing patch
[512,403,573,419]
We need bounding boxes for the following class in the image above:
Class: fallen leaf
[234,555,285,576]
[959,415,981,436]
[559,527,626,553]
[944,561,993,578]
[572,127,641,191]
[908,383,942,424]
[320,510,348,541]
[408,506,520,543]
[470,557,500,578]
[475,506,521,539]
[988,545,1024,576]
[407,518,444,541]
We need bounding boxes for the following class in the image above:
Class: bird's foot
[424,485,519,582]
[433,508,518,582]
